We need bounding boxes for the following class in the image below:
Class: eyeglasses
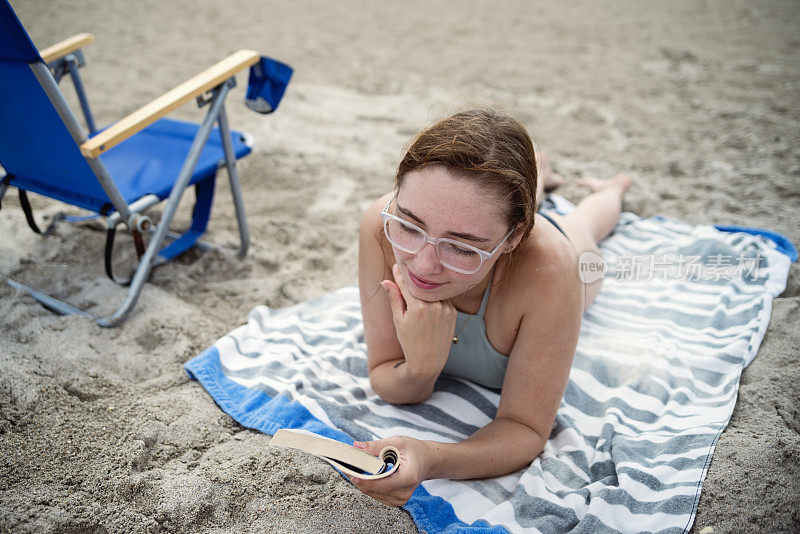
[379,197,514,275]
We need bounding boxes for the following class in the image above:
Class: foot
[576,173,633,194]
[538,152,565,192]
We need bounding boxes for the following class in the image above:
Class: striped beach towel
[185,200,794,533]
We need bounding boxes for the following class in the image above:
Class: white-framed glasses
[379,197,514,275]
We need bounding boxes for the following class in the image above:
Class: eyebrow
[396,204,492,243]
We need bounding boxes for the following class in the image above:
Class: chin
[408,288,447,302]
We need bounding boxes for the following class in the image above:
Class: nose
[412,241,444,275]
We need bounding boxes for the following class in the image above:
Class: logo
[578,251,607,283]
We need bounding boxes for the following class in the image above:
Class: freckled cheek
[450,272,475,284]
[391,248,415,271]
[447,272,478,292]
[391,249,417,281]
[393,246,438,268]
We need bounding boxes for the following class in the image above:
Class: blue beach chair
[0,1,292,326]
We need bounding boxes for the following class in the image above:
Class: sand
[1,0,798,531]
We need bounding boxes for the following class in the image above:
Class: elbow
[370,379,430,405]
[497,416,547,461]
[369,372,431,405]
[368,359,434,405]
[520,434,545,468]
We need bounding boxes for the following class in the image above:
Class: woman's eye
[399,222,418,234]
[453,245,478,257]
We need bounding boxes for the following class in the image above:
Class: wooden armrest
[80,49,260,158]
[40,33,95,64]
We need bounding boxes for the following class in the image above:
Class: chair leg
[6,277,92,317]
[217,104,250,257]
[96,82,233,327]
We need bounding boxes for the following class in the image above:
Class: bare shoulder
[482,217,582,355]
[503,216,582,305]
[359,192,394,281]
[358,191,404,371]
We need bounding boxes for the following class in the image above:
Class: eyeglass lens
[384,218,483,273]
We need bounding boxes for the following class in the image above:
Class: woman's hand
[349,435,431,507]
[382,263,457,380]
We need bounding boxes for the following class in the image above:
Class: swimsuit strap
[477,264,497,317]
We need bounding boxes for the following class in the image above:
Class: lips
[408,270,444,290]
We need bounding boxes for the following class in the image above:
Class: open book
[268,429,400,480]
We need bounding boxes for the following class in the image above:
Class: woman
[353,108,632,506]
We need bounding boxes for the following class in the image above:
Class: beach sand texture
[1,0,799,531]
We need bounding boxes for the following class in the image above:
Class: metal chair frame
[2,47,253,327]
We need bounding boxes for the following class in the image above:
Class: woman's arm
[425,416,545,480]
[359,195,413,402]
[358,195,456,404]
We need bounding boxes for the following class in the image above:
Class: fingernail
[354,441,366,449]
[380,281,388,291]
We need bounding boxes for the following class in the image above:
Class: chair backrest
[0,0,115,213]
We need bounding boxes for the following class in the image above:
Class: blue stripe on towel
[713,224,797,261]
[185,346,349,443]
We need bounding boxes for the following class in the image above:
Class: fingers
[349,436,417,507]
[535,150,545,169]
[391,263,417,308]
[350,484,404,507]
[354,436,405,459]
[381,280,406,323]
[353,439,382,456]
[349,474,410,507]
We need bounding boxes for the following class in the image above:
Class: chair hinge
[195,77,236,108]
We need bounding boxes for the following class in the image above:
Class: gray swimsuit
[440,265,509,390]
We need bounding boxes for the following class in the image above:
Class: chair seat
[5,116,252,214]
[1,0,292,326]
[100,117,252,205]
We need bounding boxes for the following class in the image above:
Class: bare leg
[568,174,633,244]
[542,173,633,311]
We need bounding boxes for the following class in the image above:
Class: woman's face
[391,165,512,302]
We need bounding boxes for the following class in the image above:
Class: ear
[505,224,525,253]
